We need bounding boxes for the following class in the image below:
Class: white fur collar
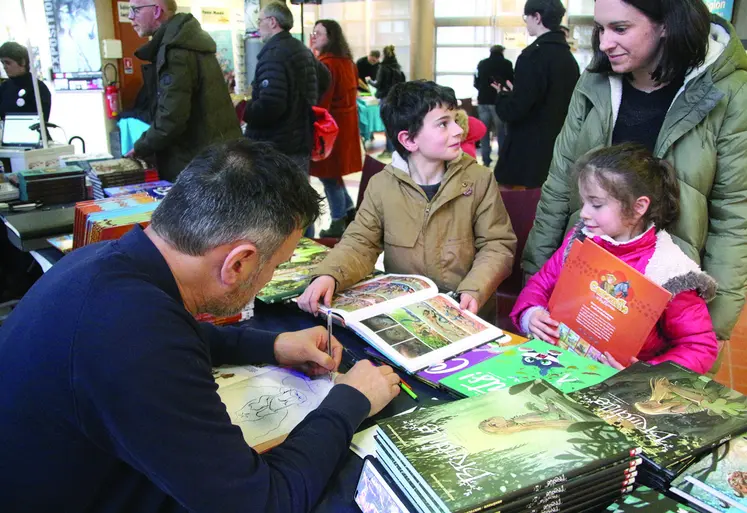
[608,22,728,126]
[581,223,655,246]
[391,151,409,174]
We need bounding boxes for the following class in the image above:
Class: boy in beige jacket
[298,81,516,319]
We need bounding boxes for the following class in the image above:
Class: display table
[357,97,386,141]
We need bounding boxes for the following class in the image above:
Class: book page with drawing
[213,365,334,453]
[318,274,503,373]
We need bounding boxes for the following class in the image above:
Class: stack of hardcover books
[569,361,747,495]
[72,193,158,249]
[374,380,642,513]
[12,165,87,204]
[86,159,159,199]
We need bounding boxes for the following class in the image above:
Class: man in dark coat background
[474,45,514,167]
[493,0,579,188]
[243,1,330,178]
[126,0,241,182]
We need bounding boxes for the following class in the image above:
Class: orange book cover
[548,239,672,363]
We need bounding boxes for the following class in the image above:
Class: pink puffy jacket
[511,225,719,374]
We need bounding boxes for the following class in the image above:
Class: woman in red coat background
[311,19,363,237]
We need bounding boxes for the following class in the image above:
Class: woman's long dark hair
[315,19,353,60]
[588,0,710,84]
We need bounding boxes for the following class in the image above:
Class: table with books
[25,225,747,513]
[236,238,747,513]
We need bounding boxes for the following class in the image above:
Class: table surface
[245,301,671,513]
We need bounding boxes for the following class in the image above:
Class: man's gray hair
[263,1,294,31]
[150,140,322,261]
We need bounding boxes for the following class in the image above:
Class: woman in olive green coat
[523,0,747,346]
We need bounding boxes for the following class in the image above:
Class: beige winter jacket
[314,152,517,306]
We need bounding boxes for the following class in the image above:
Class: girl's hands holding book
[336,360,401,417]
[602,352,639,370]
[298,275,337,315]
[527,308,560,344]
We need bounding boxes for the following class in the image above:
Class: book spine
[457,448,643,513]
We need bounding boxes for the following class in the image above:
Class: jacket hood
[163,14,216,53]
[135,14,215,62]
[700,16,747,84]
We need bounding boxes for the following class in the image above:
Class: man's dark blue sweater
[0,226,370,513]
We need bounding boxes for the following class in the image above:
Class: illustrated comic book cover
[548,240,671,364]
[376,380,639,513]
[256,238,331,303]
[670,434,747,513]
[569,361,747,475]
[435,338,618,397]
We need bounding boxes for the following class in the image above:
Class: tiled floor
[714,306,747,393]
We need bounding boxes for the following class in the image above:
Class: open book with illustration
[548,239,672,364]
[319,274,503,373]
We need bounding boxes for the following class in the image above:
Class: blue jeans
[477,104,505,166]
[320,177,355,220]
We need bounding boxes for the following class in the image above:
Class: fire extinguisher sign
[124,58,134,75]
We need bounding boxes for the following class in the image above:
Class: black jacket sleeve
[244,48,291,128]
[494,51,546,123]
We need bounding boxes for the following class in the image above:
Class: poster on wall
[208,30,236,90]
[202,8,231,25]
[44,0,103,90]
[705,0,734,21]
[118,2,131,23]
[245,0,260,37]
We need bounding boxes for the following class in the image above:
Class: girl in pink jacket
[511,144,718,374]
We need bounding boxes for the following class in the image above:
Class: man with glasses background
[125,0,241,182]
[243,1,330,231]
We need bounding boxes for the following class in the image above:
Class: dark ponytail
[575,143,680,229]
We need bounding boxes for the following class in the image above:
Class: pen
[326,313,334,379]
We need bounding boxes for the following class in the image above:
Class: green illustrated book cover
[256,238,330,303]
[438,338,618,396]
[569,361,747,475]
[670,434,747,513]
[376,380,639,513]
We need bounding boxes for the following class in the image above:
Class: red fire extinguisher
[104,63,120,119]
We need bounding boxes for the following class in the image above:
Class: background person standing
[310,20,363,238]
[492,0,579,188]
[474,45,513,167]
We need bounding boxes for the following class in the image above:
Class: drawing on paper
[217,367,333,449]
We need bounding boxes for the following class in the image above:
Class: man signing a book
[0,140,401,512]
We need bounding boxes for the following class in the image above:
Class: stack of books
[12,165,87,204]
[569,361,747,494]
[86,159,159,199]
[104,180,172,199]
[374,380,642,513]
[72,193,158,249]
[669,435,747,513]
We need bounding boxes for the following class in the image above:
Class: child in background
[298,80,516,319]
[511,144,718,374]
[454,109,487,159]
